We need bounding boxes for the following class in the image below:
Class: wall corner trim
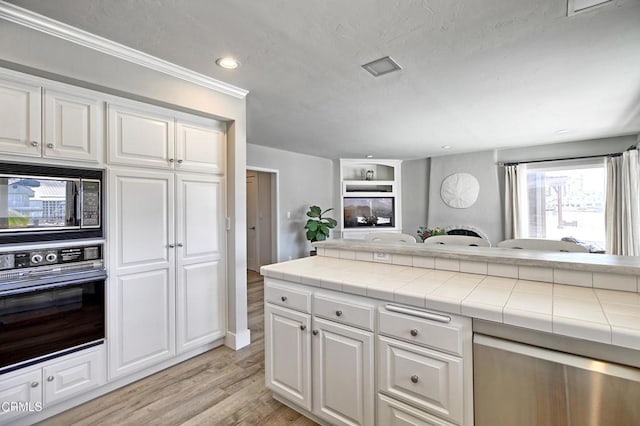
[0,1,249,99]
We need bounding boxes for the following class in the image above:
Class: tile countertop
[260,256,640,351]
[313,239,640,276]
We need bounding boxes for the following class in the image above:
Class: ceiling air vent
[567,0,612,16]
[361,56,402,77]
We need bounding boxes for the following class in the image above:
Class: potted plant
[305,205,338,255]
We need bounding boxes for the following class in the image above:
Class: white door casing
[246,171,259,271]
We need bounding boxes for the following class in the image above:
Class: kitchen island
[261,240,640,426]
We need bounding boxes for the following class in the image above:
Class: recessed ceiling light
[361,56,402,77]
[366,155,373,158]
[215,57,240,69]
[441,145,452,149]
[556,129,570,134]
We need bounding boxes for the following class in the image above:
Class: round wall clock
[440,173,480,209]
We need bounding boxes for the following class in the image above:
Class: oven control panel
[0,244,102,270]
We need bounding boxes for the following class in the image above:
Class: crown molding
[0,1,249,99]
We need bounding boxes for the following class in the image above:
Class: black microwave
[0,162,103,244]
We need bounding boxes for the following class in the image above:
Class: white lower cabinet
[0,346,105,423]
[265,279,375,426]
[265,279,473,426]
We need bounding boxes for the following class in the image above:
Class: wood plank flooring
[39,271,317,426]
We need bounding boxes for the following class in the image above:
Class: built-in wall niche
[339,159,402,239]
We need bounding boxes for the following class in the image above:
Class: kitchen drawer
[265,278,312,313]
[378,393,457,426]
[378,335,463,424]
[313,292,375,331]
[43,347,105,405]
[378,305,467,356]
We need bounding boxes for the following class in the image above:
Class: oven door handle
[0,271,107,297]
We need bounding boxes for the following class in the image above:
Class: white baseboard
[225,329,251,350]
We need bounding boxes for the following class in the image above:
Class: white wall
[247,144,334,260]
[0,19,251,348]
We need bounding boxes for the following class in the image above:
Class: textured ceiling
[7,0,640,159]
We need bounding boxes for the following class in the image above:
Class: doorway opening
[246,167,279,274]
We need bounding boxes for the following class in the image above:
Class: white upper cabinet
[108,102,176,169]
[108,102,225,174]
[176,118,225,174]
[44,88,99,162]
[0,77,42,157]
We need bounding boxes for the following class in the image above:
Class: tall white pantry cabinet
[107,101,227,380]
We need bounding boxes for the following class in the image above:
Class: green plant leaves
[307,205,322,218]
[305,220,318,231]
[305,205,337,242]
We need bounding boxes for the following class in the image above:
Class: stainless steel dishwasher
[473,320,640,426]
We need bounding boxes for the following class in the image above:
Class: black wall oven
[0,162,103,245]
[0,243,105,373]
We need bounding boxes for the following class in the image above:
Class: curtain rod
[498,146,636,167]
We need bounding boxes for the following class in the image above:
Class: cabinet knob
[169,243,176,248]
[31,141,39,147]
[300,325,306,331]
[47,376,54,382]
[47,143,55,149]
[281,296,287,302]
[410,328,418,337]
[411,375,419,384]
[177,159,183,164]
[335,310,343,317]
[31,381,39,388]
[312,330,319,336]
[177,243,184,247]
[169,158,175,163]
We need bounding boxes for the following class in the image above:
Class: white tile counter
[260,256,640,351]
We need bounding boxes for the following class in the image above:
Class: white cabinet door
[43,348,105,405]
[265,303,312,411]
[43,88,99,163]
[175,119,225,174]
[312,317,374,426]
[107,103,175,169]
[108,168,176,379]
[0,369,42,422]
[176,174,226,352]
[0,77,41,157]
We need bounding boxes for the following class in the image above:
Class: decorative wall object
[440,172,480,208]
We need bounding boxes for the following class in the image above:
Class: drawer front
[378,336,464,424]
[0,369,42,422]
[265,279,312,313]
[378,394,457,426]
[313,292,375,331]
[378,306,466,356]
[43,347,105,405]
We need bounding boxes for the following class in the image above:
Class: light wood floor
[39,271,317,426]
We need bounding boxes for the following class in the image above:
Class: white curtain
[504,164,525,240]
[605,150,640,256]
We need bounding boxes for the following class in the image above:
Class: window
[521,159,606,249]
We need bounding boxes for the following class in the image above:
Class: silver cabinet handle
[169,158,175,163]
[281,296,287,302]
[47,376,54,382]
[410,329,419,337]
[47,143,54,149]
[168,244,175,248]
[411,375,419,384]
[177,159,183,164]
[300,325,306,331]
[31,141,39,147]
[177,243,184,247]
[312,330,319,336]
[385,304,451,323]
[31,382,39,388]
[336,310,343,317]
